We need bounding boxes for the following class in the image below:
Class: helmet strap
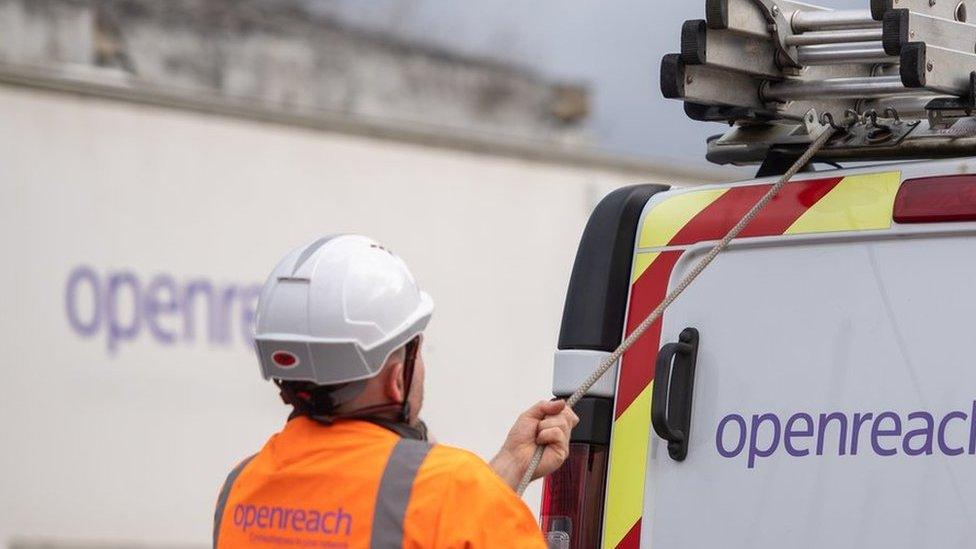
[275,379,302,408]
[398,336,421,424]
[277,336,425,438]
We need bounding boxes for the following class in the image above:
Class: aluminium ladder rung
[763,75,928,101]
[797,43,895,65]
[683,19,894,76]
[792,9,880,32]
[785,28,883,46]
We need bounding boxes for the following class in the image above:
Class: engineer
[213,234,578,548]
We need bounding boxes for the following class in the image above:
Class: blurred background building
[2,0,592,141]
[0,0,730,547]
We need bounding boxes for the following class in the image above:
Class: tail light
[894,175,976,223]
[540,398,611,549]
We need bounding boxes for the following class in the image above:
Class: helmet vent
[291,236,339,276]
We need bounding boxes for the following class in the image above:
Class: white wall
[0,84,678,547]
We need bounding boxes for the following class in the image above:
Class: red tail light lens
[894,175,976,223]
[540,443,608,549]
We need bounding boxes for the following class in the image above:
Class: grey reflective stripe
[213,454,256,549]
[370,438,432,548]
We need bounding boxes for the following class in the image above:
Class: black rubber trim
[882,9,910,55]
[757,146,817,178]
[685,102,779,123]
[569,397,613,445]
[661,53,686,99]
[684,102,716,121]
[707,133,771,166]
[681,20,708,65]
[871,0,893,21]
[706,0,729,29]
[557,184,670,352]
[901,42,927,88]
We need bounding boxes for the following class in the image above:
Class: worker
[213,235,578,548]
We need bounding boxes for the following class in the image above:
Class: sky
[306,0,863,163]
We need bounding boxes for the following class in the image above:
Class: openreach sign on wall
[64,265,262,354]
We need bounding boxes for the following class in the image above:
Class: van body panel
[641,233,976,548]
[600,158,976,548]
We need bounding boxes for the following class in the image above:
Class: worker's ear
[384,360,406,403]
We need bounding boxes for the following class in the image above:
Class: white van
[542,158,976,548]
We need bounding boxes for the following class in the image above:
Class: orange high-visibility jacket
[213,417,547,548]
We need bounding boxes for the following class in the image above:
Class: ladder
[662,0,976,169]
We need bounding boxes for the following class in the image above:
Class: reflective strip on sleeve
[371,438,432,549]
[213,454,256,549]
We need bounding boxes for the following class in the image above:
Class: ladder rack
[662,0,976,168]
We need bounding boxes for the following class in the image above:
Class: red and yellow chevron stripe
[602,171,902,549]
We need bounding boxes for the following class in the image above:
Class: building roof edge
[0,62,735,182]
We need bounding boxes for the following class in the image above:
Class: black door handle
[651,327,700,461]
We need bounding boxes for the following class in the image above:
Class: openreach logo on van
[716,403,976,468]
[64,265,261,354]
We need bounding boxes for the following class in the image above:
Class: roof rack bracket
[749,0,803,67]
[925,71,976,128]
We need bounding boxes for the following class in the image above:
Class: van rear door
[605,163,976,548]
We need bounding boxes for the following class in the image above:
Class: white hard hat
[254,235,434,387]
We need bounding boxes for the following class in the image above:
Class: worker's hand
[490,400,579,491]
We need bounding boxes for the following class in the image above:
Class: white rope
[516,127,838,496]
